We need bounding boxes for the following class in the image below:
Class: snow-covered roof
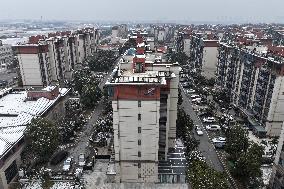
[0,88,70,157]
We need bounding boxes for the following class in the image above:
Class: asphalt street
[180,85,224,172]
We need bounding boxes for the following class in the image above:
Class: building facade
[14,28,99,87]
[106,32,181,183]
[216,42,284,137]
[0,41,13,71]
[190,34,219,79]
[0,86,70,189]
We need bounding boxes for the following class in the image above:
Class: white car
[191,95,201,99]
[203,117,216,123]
[78,153,86,167]
[196,126,204,136]
[63,157,72,172]
[206,125,221,131]
[192,98,202,103]
[212,137,226,148]
[186,89,196,94]
[212,137,226,143]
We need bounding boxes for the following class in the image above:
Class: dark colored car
[50,151,68,165]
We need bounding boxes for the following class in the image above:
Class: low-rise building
[0,86,70,189]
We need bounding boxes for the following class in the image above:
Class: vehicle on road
[203,117,216,123]
[191,94,201,99]
[50,151,68,165]
[195,125,204,136]
[78,153,86,166]
[206,125,221,131]
[212,137,226,148]
[63,157,73,172]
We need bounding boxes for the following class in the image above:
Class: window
[138,100,141,107]
[138,113,141,120]
[138,173,141,178]
[138,151,141,157]
[138,139,141,145]
[138,163,141,168]
[138,127,141,133]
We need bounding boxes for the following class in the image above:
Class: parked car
[195,125,204,136]
[78,153,86,167]
[50,151,68,165]
[206,125,221,131]
[203,117,216,123]
[63,157,73,172]
[191,94,201,99]
[198,111,213,117]
[212,137,226,148]
[192,97,202,104]
[186,89,196,94]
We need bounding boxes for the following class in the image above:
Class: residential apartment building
[106,32,184,183]
[190,34,219,79]
[14,28,99,87]
[0,86,70,189]
[0,40,13,71]
[16,43,50,86]
[176,32,191,56]
[216,38,284,137]
[111,25,128,44]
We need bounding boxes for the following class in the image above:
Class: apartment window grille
[138,127,141,133]
[138,139,141,145]
[138,113,141,120]
[138,151,141,157]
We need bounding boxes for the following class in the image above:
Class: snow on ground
[261,165,272,186]
[23,180,78,189]
[23,181,42,189]
[83,160,108,188]
[51,182,76,189]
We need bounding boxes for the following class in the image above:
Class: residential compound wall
[107,32,181,183]
[14,28,100,87]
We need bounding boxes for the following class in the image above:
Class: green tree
[169,52,189,65]
[178,88,183,105]
[87,50,116,72]
[24,118,59,163]
[73,68,92,94]
[81,82,102,109]
[225,125,249,161]
[232,142,264,185]
[188,160,229,189]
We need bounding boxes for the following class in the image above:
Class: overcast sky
[1,0,284,23]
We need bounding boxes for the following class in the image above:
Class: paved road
[180,85,223,172]
[67,57,118,164]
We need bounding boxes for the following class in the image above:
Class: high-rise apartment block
[14,28,100,87]
[106,31,182,183]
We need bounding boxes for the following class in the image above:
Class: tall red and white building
[106,32,181,182]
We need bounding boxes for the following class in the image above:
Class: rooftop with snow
[0,87,70,158]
